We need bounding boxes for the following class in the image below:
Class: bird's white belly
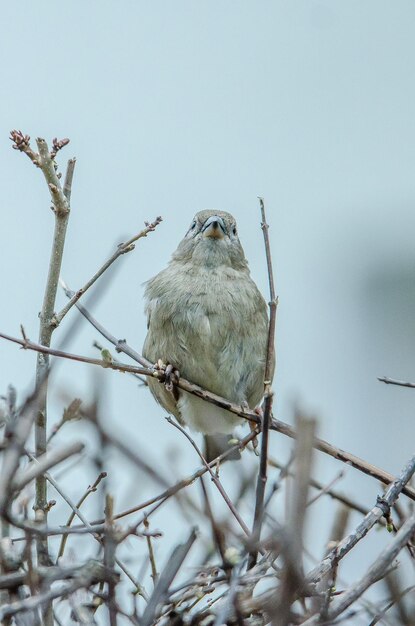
[177,392,242,434]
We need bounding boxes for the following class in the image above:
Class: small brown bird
[143,210,272,461]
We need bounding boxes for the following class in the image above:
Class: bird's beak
[202,216,226,239]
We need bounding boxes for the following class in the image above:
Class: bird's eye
[232,226,237,235]
[191,221,196,230]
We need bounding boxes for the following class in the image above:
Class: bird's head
[172,210,248,270]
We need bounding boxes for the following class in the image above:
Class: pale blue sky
[1,2,415,619]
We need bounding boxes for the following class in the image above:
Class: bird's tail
[203,433,241,463]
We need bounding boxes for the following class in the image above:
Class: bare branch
[306,453,415,586]
[57,471,107,560]
[167,417,251,536]
[378,376,415,388]
[303,510,415,624]
[140,528,197,626]
[53,216,162,327]
[0,561,118,621]
[259,196,278,390]
[248,391,273,569]
[3,329,415,503]
[104,494,118,626]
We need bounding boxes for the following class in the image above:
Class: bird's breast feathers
[143,263,268,407]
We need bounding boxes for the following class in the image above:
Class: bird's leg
[242,402,261,456]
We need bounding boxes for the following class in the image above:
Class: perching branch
[2,329,415,503]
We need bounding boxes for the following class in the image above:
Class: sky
[1,1,415,621]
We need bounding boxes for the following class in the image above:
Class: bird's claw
[154,359,180,392]
[164,363,180,392]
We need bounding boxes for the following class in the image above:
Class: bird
[142,210,272,462]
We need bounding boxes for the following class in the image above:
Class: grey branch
[140,528,197,626]
[0,561,118,620]
[302,510,415,624]
[306,453,415,586]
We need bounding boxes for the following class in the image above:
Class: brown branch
[275,415,316,624]
[2,330,415,502]
[0,394,39,513]
[248,391,273,569]
[104,494,118,626]
[0,560,113,591]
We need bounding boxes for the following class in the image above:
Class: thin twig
[91,430,257,526]
[368,583,415,626]
[306,467,348,507]
[57,471,107,560]
[248,392,273,569]
[60,283,152,368]
[167,418,251,537]
[248,198,277,570]
[259,196,277,390]
[53,217,162,327]
[144,516,159,586]
[378,376,415,389]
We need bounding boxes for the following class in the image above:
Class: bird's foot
[154,359,180,393]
